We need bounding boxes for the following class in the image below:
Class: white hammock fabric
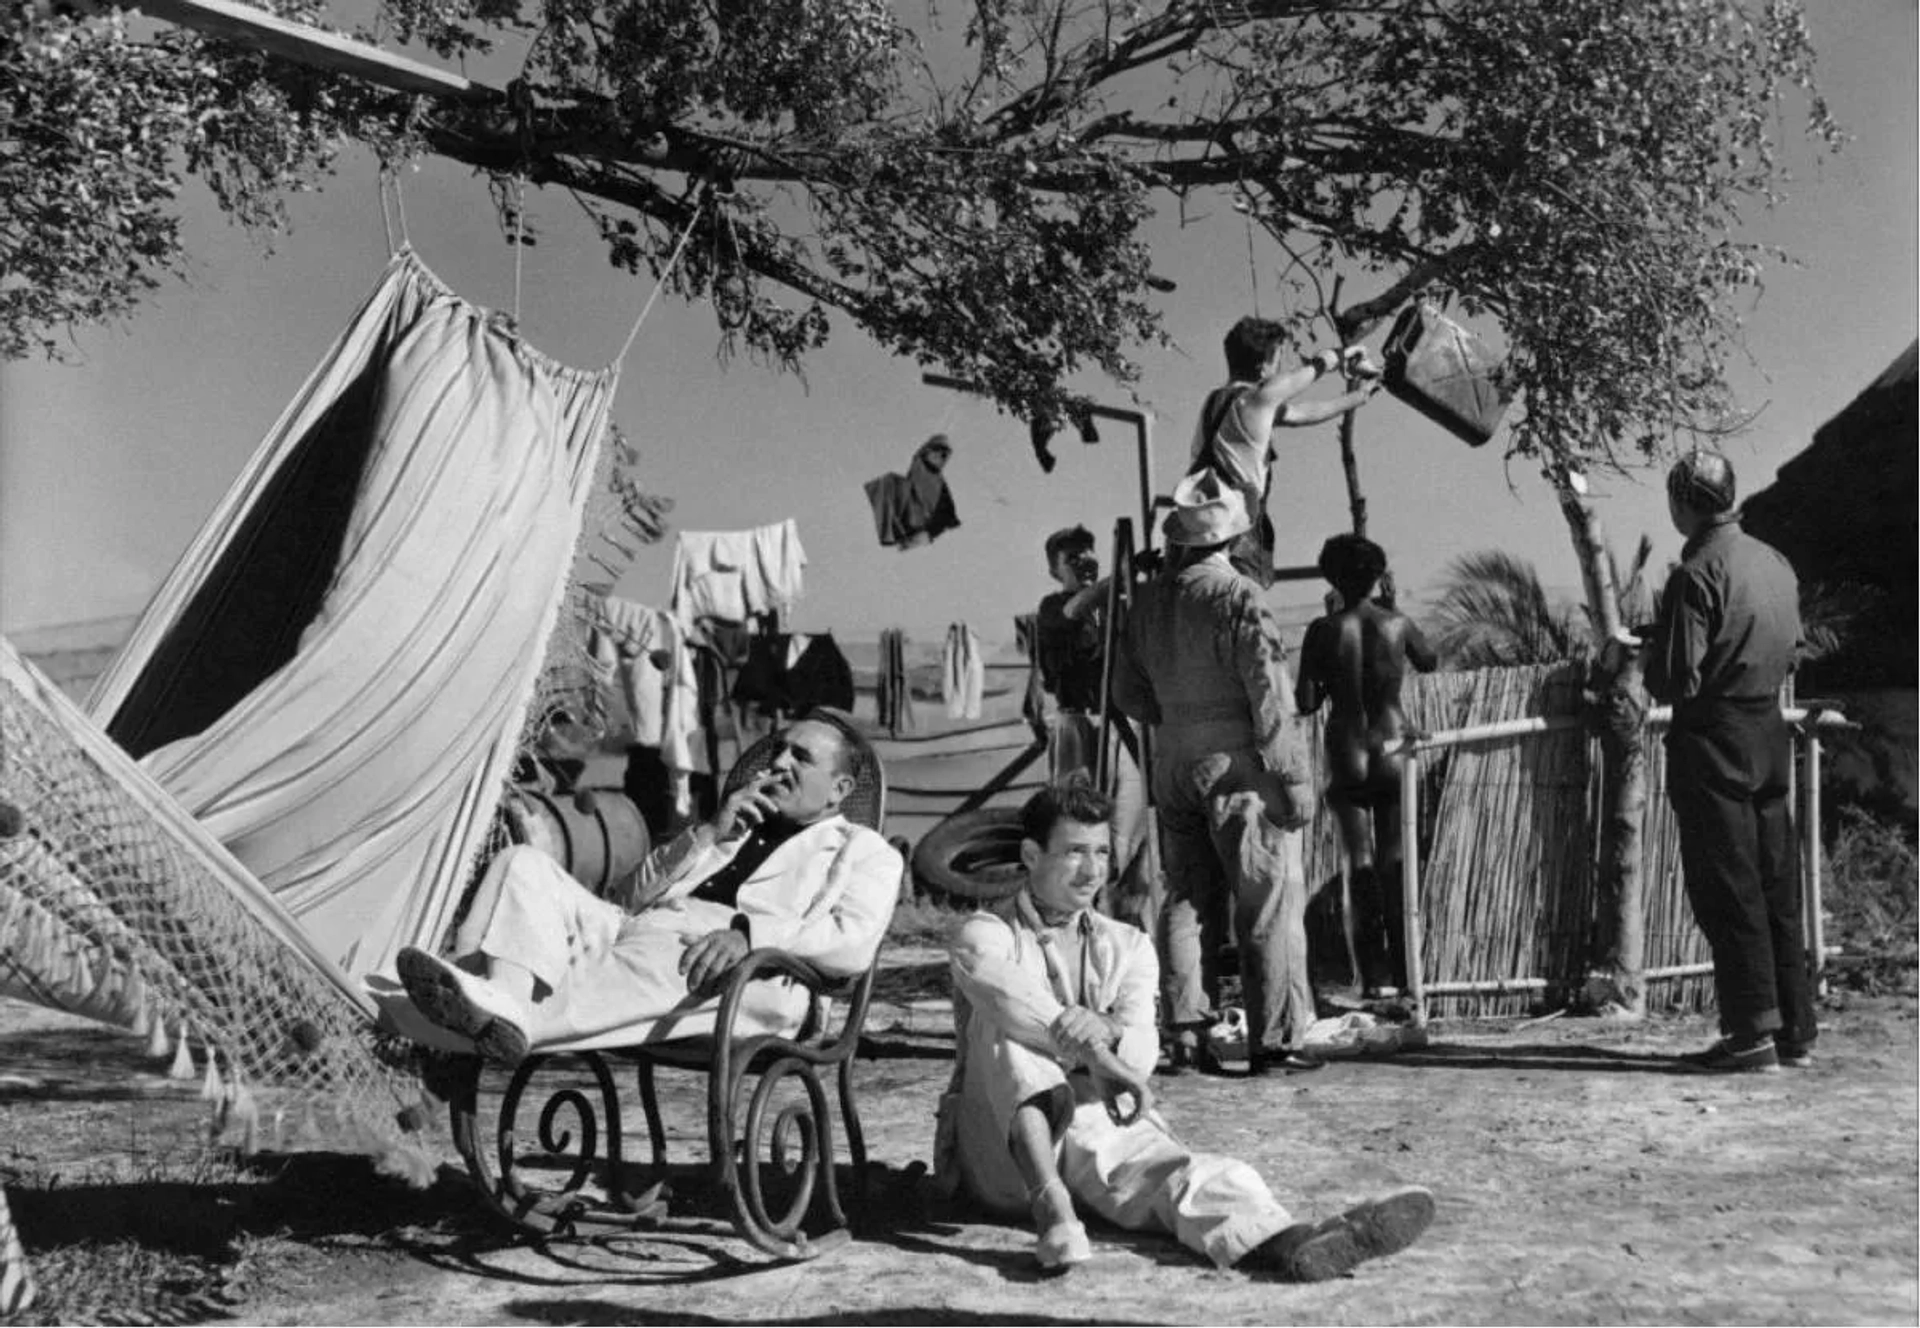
[0,1184,30,1316]
[86,250,618,982]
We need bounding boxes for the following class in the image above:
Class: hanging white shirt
[668,520,807,627]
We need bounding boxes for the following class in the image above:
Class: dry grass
[1824,808,1919,993]
[884,896,964,951]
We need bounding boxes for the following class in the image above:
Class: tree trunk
[1339,407,1368,538]
[1555,481,1649,1016]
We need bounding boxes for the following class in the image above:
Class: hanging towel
[1014,612,1048,738]
[590,595,700,817]
[669,519,807,627]
[864,435,960,549]
[941,623,985,721]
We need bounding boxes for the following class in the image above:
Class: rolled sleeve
[1233,596,1311,784]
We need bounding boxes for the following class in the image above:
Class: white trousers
[455,845,809,1052]
[952,1025,1294,1267]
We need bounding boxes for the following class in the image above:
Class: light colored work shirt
[950,901,1161,1079]
[1112,554,1311,782]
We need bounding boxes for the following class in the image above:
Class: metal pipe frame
[1389,705,1841,1025]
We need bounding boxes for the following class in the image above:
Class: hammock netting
[0,249,623,1177]
[0,637,434,1159]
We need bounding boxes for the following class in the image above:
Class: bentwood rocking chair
[443,709,892,1259]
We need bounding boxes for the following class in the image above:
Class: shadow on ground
[497,1298,1154,1325]
[1374,1041,1691,1075]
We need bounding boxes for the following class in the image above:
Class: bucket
[503,786,651,897]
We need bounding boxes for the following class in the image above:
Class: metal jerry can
[1381,303,1514,447]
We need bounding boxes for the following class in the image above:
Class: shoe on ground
[396,946,531,1067]
[1250,1048,1326,1076]
[1678,1036,1779,1074]
[1250,1186,1436,1282]
[1340,1186,1437,1261]
[1775,1041,1815,1069]
[1169,1031,1231,1077]
[1030,1181,1091,1271]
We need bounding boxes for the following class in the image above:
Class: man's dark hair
[1318,533,1389,601]
[1224,316,1288,382]
[1043,524,1096,566]
[1019,778,1114,849]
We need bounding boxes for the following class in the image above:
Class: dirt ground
[3,974,1916,1327]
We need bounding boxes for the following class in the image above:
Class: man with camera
[1034,526,1148,924]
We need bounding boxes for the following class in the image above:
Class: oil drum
[502,786,651,897]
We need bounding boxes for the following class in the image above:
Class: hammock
[1,634,427,1145]
[2,249,618,1179]
[85,249,617,983]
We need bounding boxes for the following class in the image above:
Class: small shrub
[1822,807,1918,993]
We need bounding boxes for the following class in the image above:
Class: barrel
[502,786,651,897]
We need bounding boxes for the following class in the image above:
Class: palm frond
[1428,550,1589,669]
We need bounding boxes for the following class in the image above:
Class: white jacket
[616,814,901,978]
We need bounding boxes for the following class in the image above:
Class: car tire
[910,807,1028,904]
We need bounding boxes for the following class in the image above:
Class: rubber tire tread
[910,807,1028,904]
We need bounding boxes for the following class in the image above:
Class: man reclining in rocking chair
[394,708,902,1066]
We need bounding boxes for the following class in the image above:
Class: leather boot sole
[396,947,530,1068]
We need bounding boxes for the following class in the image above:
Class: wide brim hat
[1163,468,1253,547]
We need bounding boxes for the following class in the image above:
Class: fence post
[1806,728,1826,996]
[1401,753,1426,1027]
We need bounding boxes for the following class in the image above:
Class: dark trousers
[1665,700,1815,1046]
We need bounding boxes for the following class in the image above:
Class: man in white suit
[395,710,901,1066]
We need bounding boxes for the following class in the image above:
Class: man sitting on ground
[394,709,901,1065]
[937,781,1435,1277]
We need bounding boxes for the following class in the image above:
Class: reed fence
[1297,663,1838,1021]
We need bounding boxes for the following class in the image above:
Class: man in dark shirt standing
[1642,448,1812,1074]
[1035,526,1147,920]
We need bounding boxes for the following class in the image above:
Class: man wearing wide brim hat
[1111,468,1322,1075]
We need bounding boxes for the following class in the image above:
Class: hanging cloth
[733,632,856,717]
[864,434,960,549]
[668,520,807,628]
[590,595,701,818]
[942,623,985,721]
[876,628,916,735]
[86,250,618,981]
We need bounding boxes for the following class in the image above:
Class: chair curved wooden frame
[444,708,888,1260]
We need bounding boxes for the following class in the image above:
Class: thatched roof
[1743,341,1917,687]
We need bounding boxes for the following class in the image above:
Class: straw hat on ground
[1163,469,1253,548]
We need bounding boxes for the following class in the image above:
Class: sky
[1,0,1914,648]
